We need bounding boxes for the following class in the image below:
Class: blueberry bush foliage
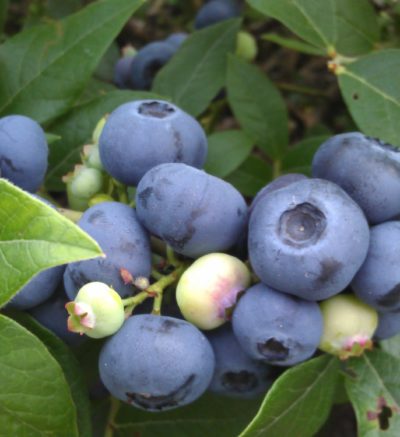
[1,0,400,436]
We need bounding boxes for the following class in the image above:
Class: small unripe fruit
[236,31,258,61]
[69,166,103,199]
[66,282,125,339]
[176,253,251,330]
[319,295,378,359]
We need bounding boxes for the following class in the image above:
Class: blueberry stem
[113,179,128,204]
[104,397,120,437]
[166,245,181,267]
[272,159,281,180]
[151,268,164,280]
[57,208,83,223]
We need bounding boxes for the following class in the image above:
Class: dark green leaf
[153,19,240,117]
[345,350,400,436]
[0,0,144,123]
[0,0,8,34]
[248,0,379,56]
[338,49,400,147]
[9,311,92,437]
[262,33,326,56]
[113,393,262,437]
[225,155,272,197]
[46,90,160,191]
[281,135,329,175]
[204,130,254,177]
[227,55,288,159]
[239,355,340,437]
[0,180,102,306]
[0,314,78,436]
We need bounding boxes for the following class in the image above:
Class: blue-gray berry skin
[250,173,307,215]
[194,0,240,29]
[99,100,207,186]
[29,286,85,347]
[207,324,275,398]
[114,56,134,89]
[249,178,370,301]
[0,115,48,192]
[312,132,400,224]
[232,283,323,366]
[129,42,175,90]
[374,310,400,340]
[64,202,151,300]
[164,32,188,49]
[99,315,215,411]
[136,163,248,258]
[352,222,400,313]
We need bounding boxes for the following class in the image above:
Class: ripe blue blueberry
[312,132,400,224]
[63,201,151,300]
[113,56,134,89]
[99,100,208,186]
[352,221,400,312]
[164,32,188,49]
[375,310,400,340]
[249,178,370,301]
[136,163,248,258]
[129,41,176,90]
[0,115,48,192]
[98,315,215,411]
[207,324,276,398]
[232,283,323,366]
[194,0,240,30]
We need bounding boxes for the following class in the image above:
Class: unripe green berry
[83,145,104,171]
[319,294,378,359]
[236,31,258,62]
[66,282,125,339]
[176,253,251,330]
[70,166,103,198]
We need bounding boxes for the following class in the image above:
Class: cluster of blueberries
[1,97,400,412]
[114,0,240,90]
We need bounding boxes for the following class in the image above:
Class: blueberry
[352,221,400,312]
[129,42,176,90]
[113,56,134,89]
[250,173,307,215]
[176,253,250,329]
[8,195,64,310]
[63,202,151,300]
[194,0,240,30]
[375,310,400,340]
[249,178,370,301]
[232,283,323,366]
[99,100,207,186]
[207,324,275,398]
[0,115,48,192]
[98,315,215,411]
[136,163,248,258]
[312,132,400,224]
[164,32,188,49]
[29,286,86,347]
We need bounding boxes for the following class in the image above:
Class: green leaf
[262,33,325,56]
[281,135,329,175]
[0,180,102,306]
[46,90,160,191]
[248,0,379,56]
[113,393,262,437]
[239,355,340,437]
[381,335,400,360]
[0,314,78,436]
[204,130,254,178]
[8,310,92,437]
[0,0,144,123]
[338,49,400,147]
[153,18,240,117]
[225,155,272,197]
[227,55,288,159]
[345,350,400,436]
